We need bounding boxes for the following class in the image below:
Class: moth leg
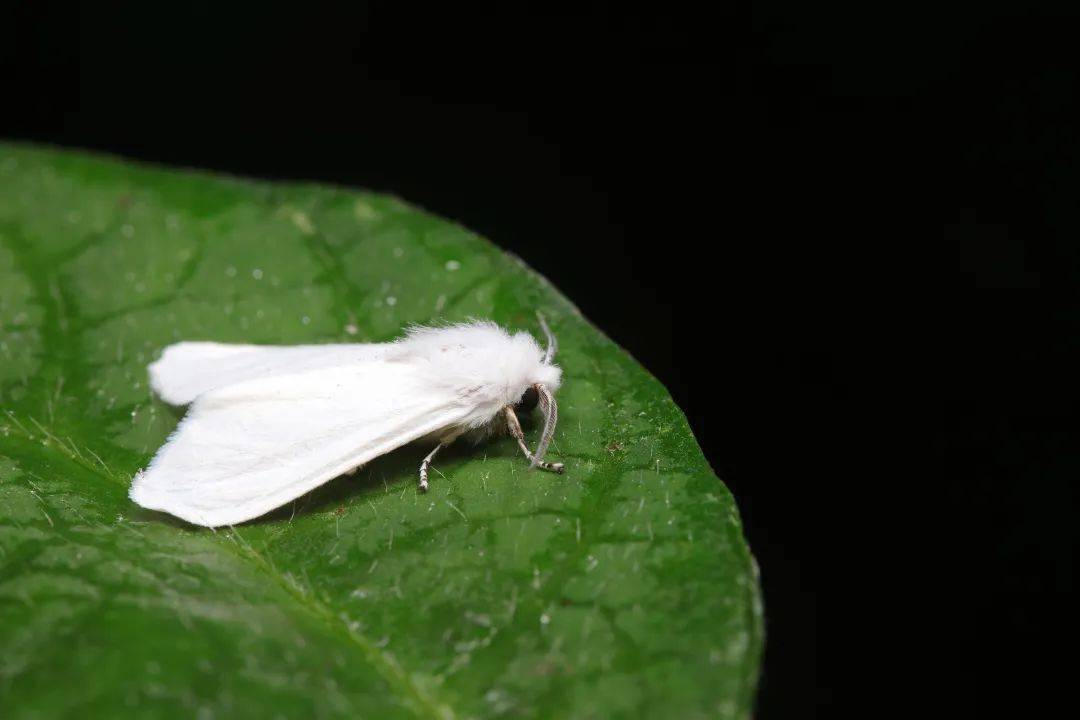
[503,406,565,473]
[418,443,443,492]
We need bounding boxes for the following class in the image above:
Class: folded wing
[149,341,391,405]
[131,360,466,527]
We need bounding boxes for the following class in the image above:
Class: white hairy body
[129,321,562,528]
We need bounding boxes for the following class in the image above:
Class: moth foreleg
[418,442,443,492]
[502,406,565,473]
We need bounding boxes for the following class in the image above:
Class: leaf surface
[0,144,762,719]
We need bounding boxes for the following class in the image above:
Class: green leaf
[0,143,762,719]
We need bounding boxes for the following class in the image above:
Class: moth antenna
[532,383,560,470]
[537,312,557,364]
[503,404,564,474]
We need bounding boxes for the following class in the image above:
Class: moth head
[501,314,564,473]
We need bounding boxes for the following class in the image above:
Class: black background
[9,2,1071,717]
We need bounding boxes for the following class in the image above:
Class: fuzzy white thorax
[389,321,562,431]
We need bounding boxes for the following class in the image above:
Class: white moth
[129,318,564,527]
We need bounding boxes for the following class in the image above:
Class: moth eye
[514,386,539,413]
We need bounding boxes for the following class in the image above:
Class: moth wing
[130,360,467,527]
[149,341,389,406]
